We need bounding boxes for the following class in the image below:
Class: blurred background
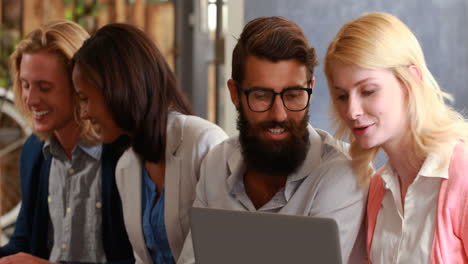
[0,0,467,245]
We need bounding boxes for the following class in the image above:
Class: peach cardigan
[366,144,468,263]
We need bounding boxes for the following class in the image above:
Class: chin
[357,140,377,150]
[33,124,53,134]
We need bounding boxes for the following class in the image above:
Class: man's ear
[310,75,316,89]
[227,79,240,109]
[408,64,422,81]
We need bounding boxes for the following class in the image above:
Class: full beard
[237,106,310,177]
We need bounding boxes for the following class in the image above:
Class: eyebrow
[249,81,311,90]
[333,77,374,91]
[19,78,53,86]
[38,80,53,86]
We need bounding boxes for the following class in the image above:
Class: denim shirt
[142,167,175,264]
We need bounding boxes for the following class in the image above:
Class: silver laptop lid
[190,207,342,264]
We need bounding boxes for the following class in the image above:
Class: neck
[54,121,81,159]
[244,168,287,209]
[382,135,424,199]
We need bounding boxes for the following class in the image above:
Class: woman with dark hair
[72,23,227,264]
[1,20,134,264]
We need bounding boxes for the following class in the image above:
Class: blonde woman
[0,20,133,264]
[324,12,468,263]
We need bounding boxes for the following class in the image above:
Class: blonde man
[0,20,133,264]
[325,12,468,263]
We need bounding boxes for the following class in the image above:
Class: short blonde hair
[324,12,468,183]
[10,20,98,142]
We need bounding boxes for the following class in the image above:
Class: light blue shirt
[142,167,175,264]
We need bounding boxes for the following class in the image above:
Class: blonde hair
[10,20,98,143]
[324,12,468,183]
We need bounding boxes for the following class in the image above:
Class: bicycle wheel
[0,87,31,245]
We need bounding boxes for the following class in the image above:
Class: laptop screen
[190,207,343,264]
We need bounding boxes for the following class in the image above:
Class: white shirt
[370,152,449,263]
[178,125,368,264]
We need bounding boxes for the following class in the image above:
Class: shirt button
[96,202,102,208]
[66,207,71,213]
[69,168,75,175]
[61,243,67,249]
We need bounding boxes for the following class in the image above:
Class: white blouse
[370,152,449,263]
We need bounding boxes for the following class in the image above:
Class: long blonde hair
[324,12,468,183]
[10,20,98,143]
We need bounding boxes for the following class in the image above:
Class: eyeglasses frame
[235,81,313,112]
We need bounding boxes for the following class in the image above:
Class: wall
[221,0,244,135]
[1,0,174,69]
[244,0,468,134]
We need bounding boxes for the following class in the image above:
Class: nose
[23,86,40,106]
[268,94,287,122]
[346,96,363,120]
[79,103,89,120]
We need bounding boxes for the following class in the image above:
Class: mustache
[257,120,291,130]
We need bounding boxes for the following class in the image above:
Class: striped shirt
[44,137,106,263]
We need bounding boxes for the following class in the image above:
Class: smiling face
[329,61,409,151]
[20,51,77,135]
[229,55,312,141]
[228,55,313,176]
[72,64,125,143]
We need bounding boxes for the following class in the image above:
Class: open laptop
[190,207,342,264]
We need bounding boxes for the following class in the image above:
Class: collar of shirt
[226,124,324,205]
[166,111,184,157]
[418,151,450,180]
[42,136,102,161]
[380,150,451,191]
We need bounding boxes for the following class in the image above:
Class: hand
[0,252,56,264]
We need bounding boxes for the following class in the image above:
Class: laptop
[190,207,343,264]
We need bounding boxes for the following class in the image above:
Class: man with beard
[177,16,367,264]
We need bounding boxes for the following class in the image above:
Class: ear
[227,79,240,109]
[309,75,316,89]
[408,64,422,81]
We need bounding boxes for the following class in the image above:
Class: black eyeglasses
[236,82,313,112]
